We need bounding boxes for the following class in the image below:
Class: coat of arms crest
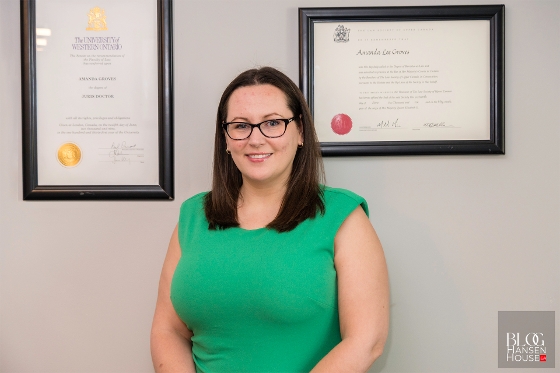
[333,25,350,43]
[86,7,108,31]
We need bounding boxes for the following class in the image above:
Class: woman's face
[225,84,303,189]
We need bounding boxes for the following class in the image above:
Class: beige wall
[1,0,558,372]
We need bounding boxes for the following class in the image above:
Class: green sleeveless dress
[170,187,368,373]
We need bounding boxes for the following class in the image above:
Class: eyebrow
[229,113,285,122]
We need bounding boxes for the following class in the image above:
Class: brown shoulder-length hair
[204,66,325,232]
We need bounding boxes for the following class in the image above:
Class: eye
[264,120,281,127]
[231,122,250,130]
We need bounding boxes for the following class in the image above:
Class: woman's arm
[311,207,390,373]
[150,225,196,373]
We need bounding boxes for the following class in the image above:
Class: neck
[237,179,287,229]
[239,179,286,206]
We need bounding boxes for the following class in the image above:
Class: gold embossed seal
[86,7,108,31]
[57,143,82,167]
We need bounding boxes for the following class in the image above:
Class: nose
[247,125,266,147]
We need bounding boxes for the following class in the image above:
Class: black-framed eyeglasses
[222,117,296,140]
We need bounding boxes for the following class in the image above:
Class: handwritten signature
[377,118,401,128]
[108,155,131,164]
[108,141,136,163]
[423,122,447,128]
[110,141,136,151]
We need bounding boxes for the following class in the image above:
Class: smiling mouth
[247,153,272,159]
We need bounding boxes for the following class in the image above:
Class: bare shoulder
[334,206,389,350]
[334,206,383,259]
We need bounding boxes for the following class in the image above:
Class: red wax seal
[331,114,352,135]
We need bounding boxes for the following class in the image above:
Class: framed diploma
[21,0,173,199]
[299,5,505,156]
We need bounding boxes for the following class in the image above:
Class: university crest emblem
[86,7,108,31]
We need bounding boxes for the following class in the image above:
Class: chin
[242,171,291,186]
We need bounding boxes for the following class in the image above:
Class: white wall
[1,0,558,372]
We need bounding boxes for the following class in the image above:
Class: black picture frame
[299,5,505,156]
[21,0,174,199]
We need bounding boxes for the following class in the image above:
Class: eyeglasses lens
[227,120,287,140]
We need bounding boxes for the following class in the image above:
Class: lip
[246,153,272,162]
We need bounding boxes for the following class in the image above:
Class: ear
[298,115,304,143]
[224,132,231,148]
[222,127,232,150]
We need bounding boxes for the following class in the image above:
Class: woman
[151,67,389,372]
